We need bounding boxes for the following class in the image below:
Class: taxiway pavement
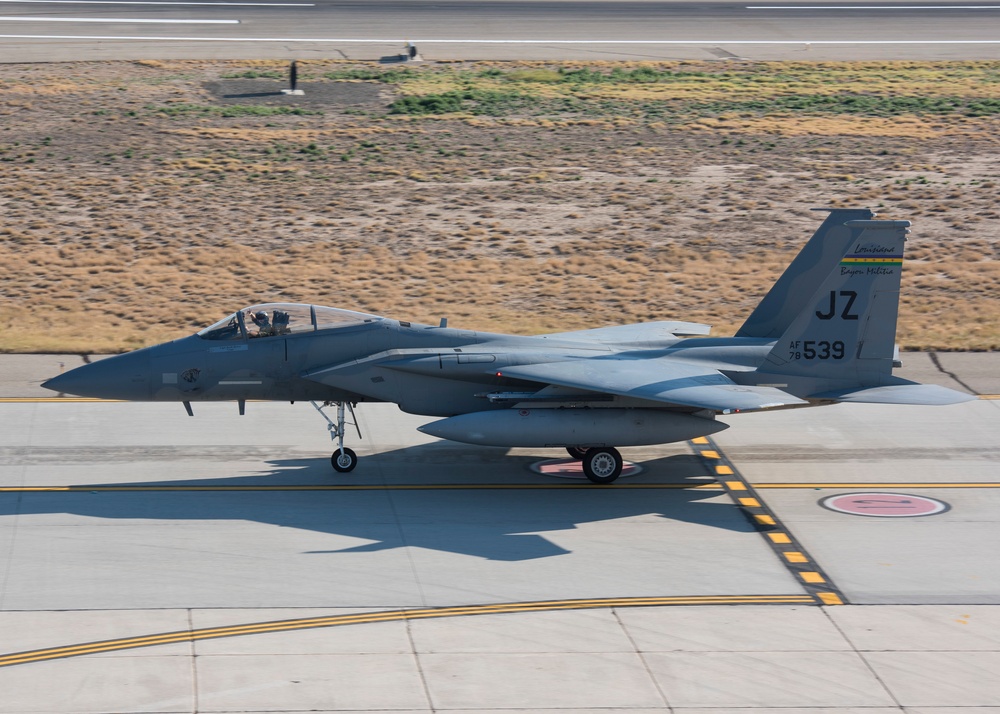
[1,0,999,62]
[0,353,998,711]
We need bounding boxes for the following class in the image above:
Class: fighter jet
[43,209,973,483]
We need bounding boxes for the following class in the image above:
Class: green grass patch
[389,89,545,116]
[688,94,1000,117]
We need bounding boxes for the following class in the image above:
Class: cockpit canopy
[197,303,383,341]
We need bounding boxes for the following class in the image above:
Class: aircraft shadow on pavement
[0,444,751,562]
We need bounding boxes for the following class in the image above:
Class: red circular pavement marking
[819,492,949,517]
[530,458,643,480]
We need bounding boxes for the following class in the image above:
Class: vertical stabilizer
[758,219,910,383]
[737,207,875,338]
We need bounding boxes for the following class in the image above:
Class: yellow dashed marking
[691,436,846,606]
[691,437,710,445]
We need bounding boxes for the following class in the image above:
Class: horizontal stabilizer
[810,383,976,406]
[501,361,808,413]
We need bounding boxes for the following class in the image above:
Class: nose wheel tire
[566,446,589,460]
[331,447,358,473]
[582,447,623,484]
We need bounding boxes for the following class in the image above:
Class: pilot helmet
[255,311,269,320]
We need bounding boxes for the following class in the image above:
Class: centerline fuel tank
[417,408,727,447]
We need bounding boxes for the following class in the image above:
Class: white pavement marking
[0,15,239,22]
[2,34,1000,42]
[0,0,312,4]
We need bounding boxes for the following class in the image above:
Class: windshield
[198,313,243,341]
[197,303,383,340]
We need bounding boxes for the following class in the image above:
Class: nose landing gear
[311,400,362,473]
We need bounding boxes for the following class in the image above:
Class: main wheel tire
[566,446,588,460]
[331,447,358,473]
[582,447,623,484]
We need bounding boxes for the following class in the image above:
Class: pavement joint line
[0,594,815,668]
[690,436,847,606]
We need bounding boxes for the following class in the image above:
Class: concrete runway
[1,353,999,711]
[1,0,999,62]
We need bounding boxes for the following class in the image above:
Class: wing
[501,359,808,413]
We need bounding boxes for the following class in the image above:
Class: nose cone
[42,351,152,400]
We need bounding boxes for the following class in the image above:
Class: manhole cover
[819,492,949,517]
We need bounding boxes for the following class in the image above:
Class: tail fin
[758,219,909,383]
[737,207,875,338]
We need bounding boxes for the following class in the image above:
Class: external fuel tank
[417,408,727,447]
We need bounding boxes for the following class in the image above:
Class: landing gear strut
[311,400,361,473]
[565,446,588,460]
[582,447,623,484]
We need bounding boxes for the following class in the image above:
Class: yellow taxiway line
[0,594,814,668]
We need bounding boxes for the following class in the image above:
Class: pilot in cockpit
[249,310,272,337]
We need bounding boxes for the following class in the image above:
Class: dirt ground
[0,59,997,353]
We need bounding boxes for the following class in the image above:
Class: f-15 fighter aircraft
[43,209,973,483]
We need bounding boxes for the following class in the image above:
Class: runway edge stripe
[0,594,813,668]
[690,436,847,606]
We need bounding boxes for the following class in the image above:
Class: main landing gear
[311,400,361,473]
[566,446,624,484]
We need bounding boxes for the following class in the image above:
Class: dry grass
[0,59,998,353]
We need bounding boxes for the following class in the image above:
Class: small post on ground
[282,60,305,96]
